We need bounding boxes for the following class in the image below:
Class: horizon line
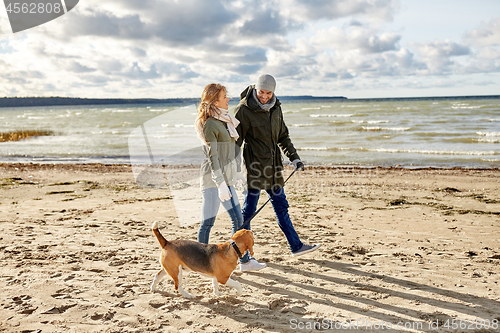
[1,94,499,108]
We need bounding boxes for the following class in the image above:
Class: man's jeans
[198,185,250,263]
[242,187,303,253]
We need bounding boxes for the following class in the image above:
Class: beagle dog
[150,221,254,298]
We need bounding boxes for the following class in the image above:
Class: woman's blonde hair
[195,83,226,142]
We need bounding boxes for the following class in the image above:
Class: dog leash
[236,168,297,231]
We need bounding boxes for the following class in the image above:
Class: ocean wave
[352,120,390,124]
[290,124,317,127]
[488,119,500,122]
[310,114,353,118]
[474,138,500,143]
[441,137,500,144]
[452,106,482,109]
[111,109,134,113]
[372,148,498,156]
[297,146,499,156]
[477,131,500,137]
[301,107,321,110]
[360,127,410,132]
[149,109,171,112]
[297,147,350,151]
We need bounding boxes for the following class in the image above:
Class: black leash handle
[237,168,297,231]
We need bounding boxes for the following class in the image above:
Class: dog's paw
[213,290,222,297]
[178,288,194,299]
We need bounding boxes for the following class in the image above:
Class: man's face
[256,89,273,105]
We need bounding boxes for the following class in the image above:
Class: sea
[1,96,499,169]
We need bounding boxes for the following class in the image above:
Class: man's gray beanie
[255,74,276,93]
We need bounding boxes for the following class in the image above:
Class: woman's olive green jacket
[200,118,238,190]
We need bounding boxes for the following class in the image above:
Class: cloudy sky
[0,0,499,99]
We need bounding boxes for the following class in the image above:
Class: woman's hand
[217,181,231,202]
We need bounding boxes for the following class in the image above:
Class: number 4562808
[6,2,62,14]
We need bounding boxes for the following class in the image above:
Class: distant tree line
[0,96,349,108]
[0,97,200,108]
[3,95,495,108]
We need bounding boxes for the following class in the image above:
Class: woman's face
[214,89,230,110]
[256,89,273,105]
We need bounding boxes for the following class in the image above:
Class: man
[235,74,321,262]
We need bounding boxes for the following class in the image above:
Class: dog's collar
[230,240,243,259]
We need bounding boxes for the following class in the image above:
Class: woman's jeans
[198,185,250,263]
[242,187,303,253]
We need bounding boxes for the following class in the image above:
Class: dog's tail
[152,221,168,249]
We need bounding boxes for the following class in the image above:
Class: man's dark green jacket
[234,85,300,190]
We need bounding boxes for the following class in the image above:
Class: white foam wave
[352,120,389,124]
[310,114,353,118]
[301,107,321,110]
[475,138,500,143]
[373,148,498,156]
[361,126,410,132]
[477,132,500,137]
[452,106,482,109]
[290,124,317,127]
[487,119,500,122]
[298,146,498,156]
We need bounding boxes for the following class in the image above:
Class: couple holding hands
[195,74,321,272]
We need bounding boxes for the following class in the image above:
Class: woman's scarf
[213,108,240,140]
[196,107,240,144]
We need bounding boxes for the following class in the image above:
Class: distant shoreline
[1,95,499,108]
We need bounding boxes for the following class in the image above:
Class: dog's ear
[244,230,254,256]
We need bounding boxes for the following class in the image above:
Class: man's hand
[236,172,247,189]
[292,159,305,171]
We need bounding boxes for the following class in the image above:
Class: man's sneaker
[292,243,321,257]
[240,259,266,272]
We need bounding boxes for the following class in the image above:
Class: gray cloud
[239,10,298,36]
[3,70,45,85]
[59,0,237,46]
[465,18,500,47]
[130,47,147,57]
[286,0,397,21]
[65,60,95,73]
[70,11,149,40]
[154,62,199,81]
[2,0,498,98]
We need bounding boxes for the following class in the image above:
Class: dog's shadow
[153,290,178,298]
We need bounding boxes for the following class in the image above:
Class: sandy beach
[0,163,499,333]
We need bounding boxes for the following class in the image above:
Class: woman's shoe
[240,259,266,272]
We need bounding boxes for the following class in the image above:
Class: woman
[195,83,266,272]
